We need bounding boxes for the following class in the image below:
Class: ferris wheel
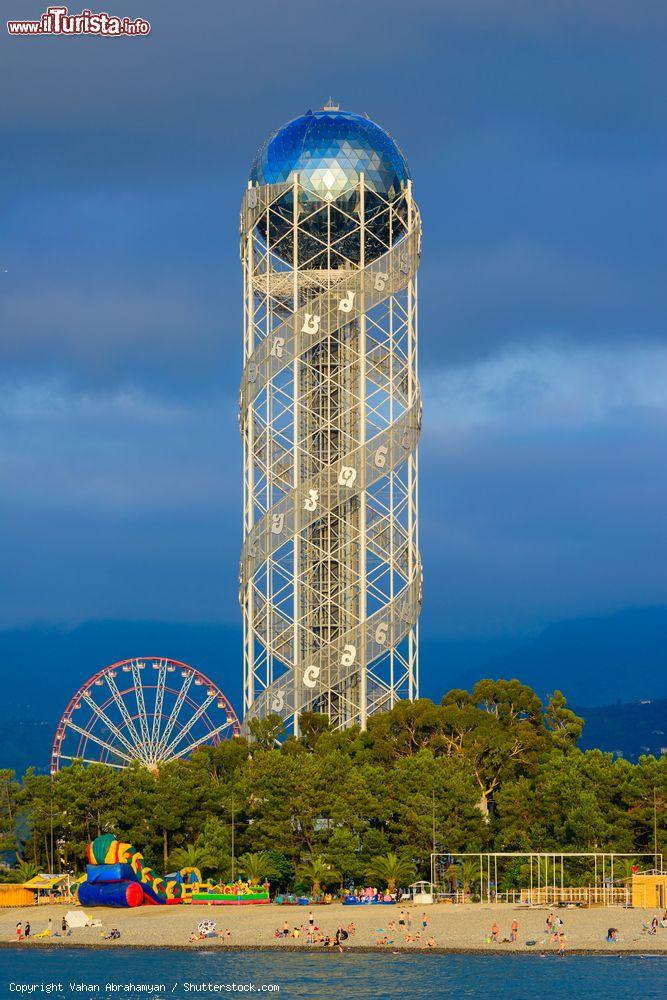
[51,657,240,775]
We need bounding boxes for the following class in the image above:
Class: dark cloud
[0,0,665,643]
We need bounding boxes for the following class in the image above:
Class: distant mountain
[0,721,53,776]
[576,698,667,762]
[0,607,665,773]
[463,607,667,706]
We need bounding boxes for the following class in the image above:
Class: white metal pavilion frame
[431,851,664,905]
[51,657,241,774]
[239,172,422,734]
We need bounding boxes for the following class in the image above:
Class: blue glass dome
[250,108,410,203]
[249,107,411,267]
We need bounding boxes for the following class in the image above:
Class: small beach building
[0,884,35,907]
[406,880,434,905]
[631,873,667,909]
[22,873,70,904]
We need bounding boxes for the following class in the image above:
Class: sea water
[1,948,664,999]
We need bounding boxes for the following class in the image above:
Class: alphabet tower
[240,103,421,734]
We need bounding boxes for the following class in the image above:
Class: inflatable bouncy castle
[191,880,270,905]
[78,834,197,907]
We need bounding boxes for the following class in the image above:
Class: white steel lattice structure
[239,107,422,734]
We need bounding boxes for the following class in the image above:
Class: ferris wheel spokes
[152,670,195,760]
[169,720,238,762]
[51,658,240,775]
[64,719,134,765]
[150,658,169,758]
[80,691,140,761]
[57,754,127,769]
[131,660,152,756]
[161,691,217,760]
[104,670,144,749]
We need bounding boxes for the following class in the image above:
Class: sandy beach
[2,902,666,954]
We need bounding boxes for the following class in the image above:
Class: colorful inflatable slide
[78,834,194,907]
[78,834,271,907]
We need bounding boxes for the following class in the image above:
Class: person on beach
[16,922,22,942]
[557,931,566,956]
[491,922,499,943]
[650,916,659,935]
[61,916,67,933]
[24,922,31,939]
[511,918,518,943]
[282,920,290,937]
[427,936,436,948]
[421,913,428,931]
[606,928,619,942]
[347,921,356,936]
[334,927,347,953]
[398,909,406,928]
[47,918,52,936]
[308,910,314,928]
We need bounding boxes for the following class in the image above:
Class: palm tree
[237,851,278,885]
[445,858,479,896]
[297,856,340,895]
[12,862,38,885]
[365,853,417,894]
[612,858,638,883]
[169,843,217,875]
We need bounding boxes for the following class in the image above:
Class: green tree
[365,852,417,893]
[384,751,486,866]
[9,861,39,884]
[150,763,208,869]
[296,856,340,894]
[169,843,217,874]
[237,851,278,884]
[196,816,231,876]
[367,699,447,761]
[444,858,479,895]
[0,770,22,859]
[545,691,584,750]
[324,829,363,885]
[247,715,284,750]
[440,680,548,813]
[297,713,333,751]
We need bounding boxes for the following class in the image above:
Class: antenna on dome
[322,97,340,111]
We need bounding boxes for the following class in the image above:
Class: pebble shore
[2,902,666,954]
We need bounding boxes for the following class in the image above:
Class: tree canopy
[1,681,664,889]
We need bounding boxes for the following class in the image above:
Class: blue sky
[1,0,666,658]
